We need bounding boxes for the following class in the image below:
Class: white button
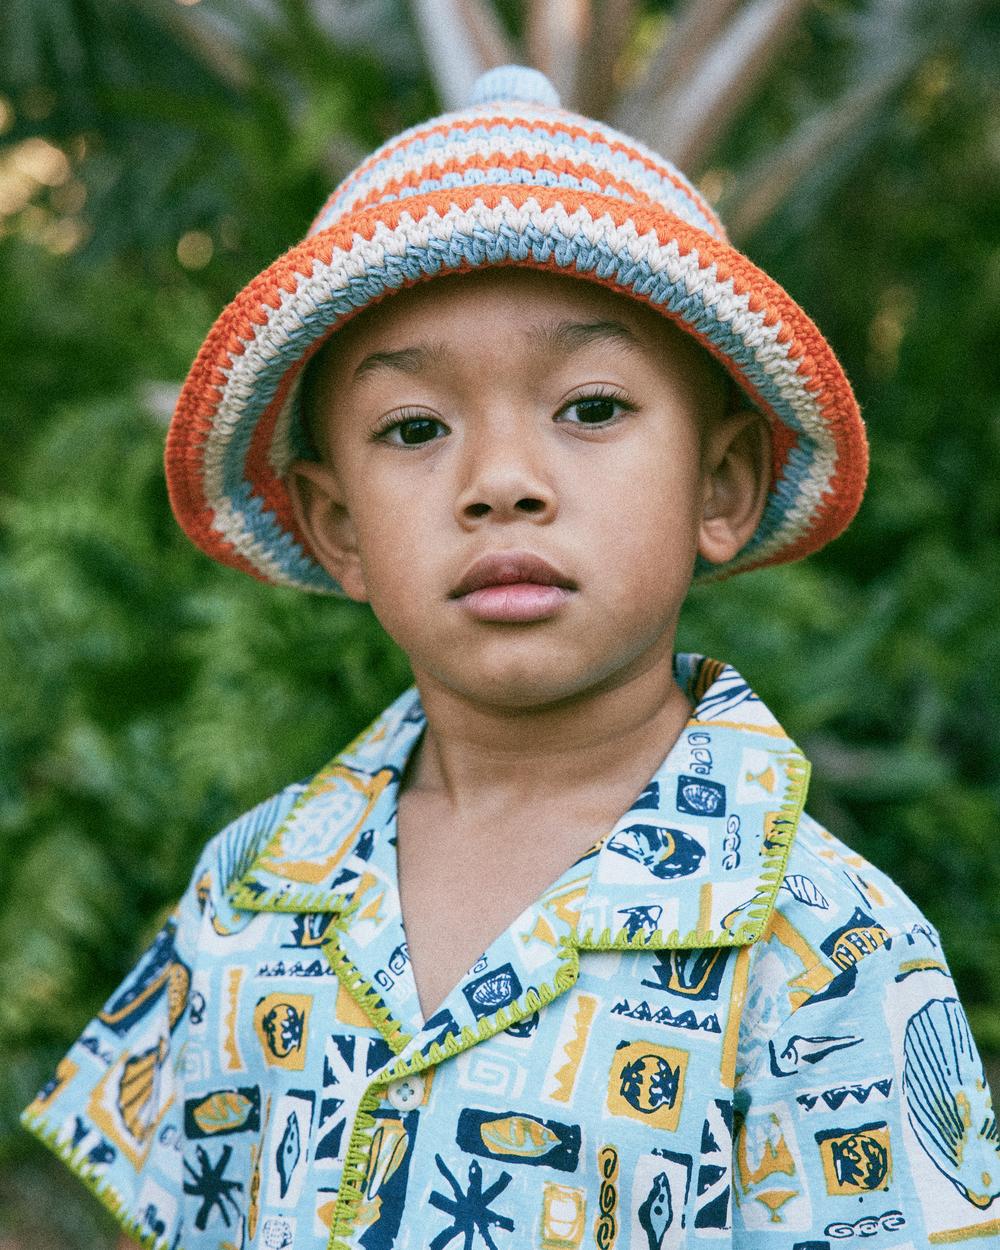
[386,1073,425,1110]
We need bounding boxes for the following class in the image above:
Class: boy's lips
[450,552,576,596]
[450,552,577,623]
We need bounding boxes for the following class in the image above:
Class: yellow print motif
[594,1144,619,1250]
[736,1110,799,1224]
[248,1094,271,1241]
[354,871,386,926]
[252,991,312,1070]
[548,994,598,1104]
[829,916,889,972]
[541,1182,586,1249]
[763,912,833,1011]
[746,764,776,793]
[525,912,559,948]
[87,1038,174,1169]
[542,880,590,932]
[816,1122,892,1196]
[606,1041,688,1132]
[26,1058,77,1113]
[189,1089,255,1136]
[223,966,244,1072]
[259,765,393,885]
[480,1116,560,1158]
[356,1118,409,1231]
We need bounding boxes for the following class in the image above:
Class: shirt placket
[321,846,596,1250]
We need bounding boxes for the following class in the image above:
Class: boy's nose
[454,429,558,527]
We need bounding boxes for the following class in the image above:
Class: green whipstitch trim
[320,894,415,1055]
[735,750,810,942]
[20,1107,176,1250]
[327,1085,385,1250]
[228,882,348,912]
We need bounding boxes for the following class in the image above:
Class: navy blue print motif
[769,1032,863,1077]
[463,964,522,1019]
[820,907,889,970]
[276,1109,301,1197]
[359,1108,421,1250]
[455,1109,580,1171]
[694,1098,733,1230]
[428,1154,514,1250]
[618,904,663,939]
[183,1087,261,1139]
[97,919,189,1036]
[608,823,705,879]
[284,912,338,948]
[629,781,661,811]
[617,1045,682,1115]
[642,948,729,1001]
[902,997,1000,1207]
[637,1170,672,1247]
[676,775,726,816]
[183,1143,244,1230]
[317,1036,392,1164]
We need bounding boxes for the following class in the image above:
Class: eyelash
[368,386,635,446]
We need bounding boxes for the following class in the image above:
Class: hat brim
[166,185,867,592]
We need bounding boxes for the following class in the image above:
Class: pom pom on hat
[466,64,562,108]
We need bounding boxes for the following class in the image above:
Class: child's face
[290,268,768,709]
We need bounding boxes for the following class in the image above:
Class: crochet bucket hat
[166,64,867,592]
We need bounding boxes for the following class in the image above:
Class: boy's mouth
[450,552,577,623]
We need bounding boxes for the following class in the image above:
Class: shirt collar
[226,652,810,953]
[576,652,809,949]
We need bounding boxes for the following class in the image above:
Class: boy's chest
[178,910,745,1250]
[394,799,611,1025]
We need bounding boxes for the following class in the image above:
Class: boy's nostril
[516,497,545,513]
[466,502,491,518]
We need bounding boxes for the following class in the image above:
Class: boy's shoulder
[760,806,939,988]
[734,808,948,1086]
[183,777,309,930]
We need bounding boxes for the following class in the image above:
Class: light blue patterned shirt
[21,654,999,1249]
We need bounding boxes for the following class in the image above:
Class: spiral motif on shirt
[595,1144,619,1249]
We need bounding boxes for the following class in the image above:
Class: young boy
[22,65,998,1250]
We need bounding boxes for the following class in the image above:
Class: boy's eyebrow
[351,319,643,383]
[352,343,450,383]
[533,318,644,358]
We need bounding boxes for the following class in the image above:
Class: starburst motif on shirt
[428,1152,514,1250]
[183,1143,244,1230]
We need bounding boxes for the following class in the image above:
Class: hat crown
[466,64,561,109]
[306,73,728,245]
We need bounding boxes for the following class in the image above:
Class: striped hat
[166,64,867,592]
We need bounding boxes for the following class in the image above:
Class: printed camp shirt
[22,653,1000,1250]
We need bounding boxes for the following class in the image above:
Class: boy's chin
[416,648,655,713]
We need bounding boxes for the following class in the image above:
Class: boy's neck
[404,645,693,823]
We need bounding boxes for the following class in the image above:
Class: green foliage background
[0,1,997,1242]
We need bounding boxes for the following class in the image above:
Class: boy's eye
[379,416,447,446]
[558,393,631,426]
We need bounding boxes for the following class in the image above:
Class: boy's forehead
[318,268,717,380]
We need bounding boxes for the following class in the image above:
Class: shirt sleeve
[731,924,1000,1247]
[20,852,208,1249]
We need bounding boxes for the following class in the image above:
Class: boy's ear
[697,409,773,567]
[285,459,369,601]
